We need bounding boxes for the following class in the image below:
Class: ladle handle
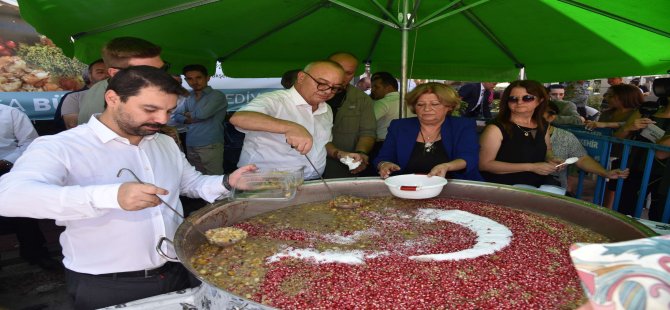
[304,155,336,199]
[156,237,179,262]
[117,168,185,219]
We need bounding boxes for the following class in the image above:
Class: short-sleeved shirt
[61,89,89,116]
[549,127,588,188]
[235,87,332,180]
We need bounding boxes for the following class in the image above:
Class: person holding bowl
[479,80,562,187]
[374,82,481,180]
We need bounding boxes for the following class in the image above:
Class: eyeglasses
[302,71,345,93]
[508,95,536,103]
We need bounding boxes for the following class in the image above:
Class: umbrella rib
[461,9,524,69]
[71,0,220,40]
[414,0,489,29]
[365,0,396,63]
[369,0,402,26]
[330,0,400,29]
[217,1,328,62]
[559,0,670,39]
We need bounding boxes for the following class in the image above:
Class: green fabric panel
[16,0,670,81]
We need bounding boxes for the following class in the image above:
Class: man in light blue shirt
[172,64,227,174]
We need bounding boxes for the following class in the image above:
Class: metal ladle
[116,168,245,247]
[303,155,364,209]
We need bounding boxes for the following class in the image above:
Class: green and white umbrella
[18,0,670,83]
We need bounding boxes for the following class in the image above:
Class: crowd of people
[0,35,668,309]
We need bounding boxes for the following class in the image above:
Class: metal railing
[558,125,670,223]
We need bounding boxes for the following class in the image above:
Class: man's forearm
[354,136,375,153]
[229,111,293,134]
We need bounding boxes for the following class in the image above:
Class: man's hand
[183,112,194,124]
[285,124,313,155]
[227,164,258,190]
[337,152,368,174]
[378,161,400,179]
[117,182,169,211]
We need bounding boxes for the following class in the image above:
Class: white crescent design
[266,209,512,264]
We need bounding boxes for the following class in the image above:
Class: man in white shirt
[0,104,59,270]
[0,66,255,309]
[230,60,364,180]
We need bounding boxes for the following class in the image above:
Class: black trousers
[65,262,194,310]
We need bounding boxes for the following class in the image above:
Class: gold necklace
[515,123,532,137]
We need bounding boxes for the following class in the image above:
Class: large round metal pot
[166,178,656,309]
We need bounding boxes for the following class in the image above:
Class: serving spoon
[116,168,246,247]
[555,157,579,168]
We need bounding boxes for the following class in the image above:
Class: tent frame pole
[399,0,410,118]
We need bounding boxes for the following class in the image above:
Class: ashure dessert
[204,227,248,247]
[192,197,607,309]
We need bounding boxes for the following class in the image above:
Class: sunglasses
[508,95,536,103]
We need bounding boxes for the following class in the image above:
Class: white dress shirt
[235,87,332,180]
[0,115,228,274]
[0,104,38,163]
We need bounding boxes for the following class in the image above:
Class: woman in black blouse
[479,80,561,187]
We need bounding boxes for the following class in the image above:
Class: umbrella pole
[399,0,410,119]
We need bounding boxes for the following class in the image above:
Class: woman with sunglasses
[479,80,562,187]
[374,83,482,180]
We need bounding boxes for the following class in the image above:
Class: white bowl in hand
[384,174,448,199]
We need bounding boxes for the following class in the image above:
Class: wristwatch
[222,174,233,191]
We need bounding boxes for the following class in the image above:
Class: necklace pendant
[524,132,529,137]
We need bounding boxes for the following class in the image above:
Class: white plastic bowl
[384,174,448,199]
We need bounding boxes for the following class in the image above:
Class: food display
[191,196,608,309]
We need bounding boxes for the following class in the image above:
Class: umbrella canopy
[17,0,670,82]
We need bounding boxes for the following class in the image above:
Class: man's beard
[115,110,164,137]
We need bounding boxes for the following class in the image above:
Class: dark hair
[371,72,398,91]
[88,59,105,72]
[608,84,643,109]
[102,37,161,68]
[182,64,208,76]
[107,66,186,102]
[281,69,301,89]
[547,84,565,90]
[497,80,549,135]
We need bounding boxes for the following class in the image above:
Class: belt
[96,262,178,279]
